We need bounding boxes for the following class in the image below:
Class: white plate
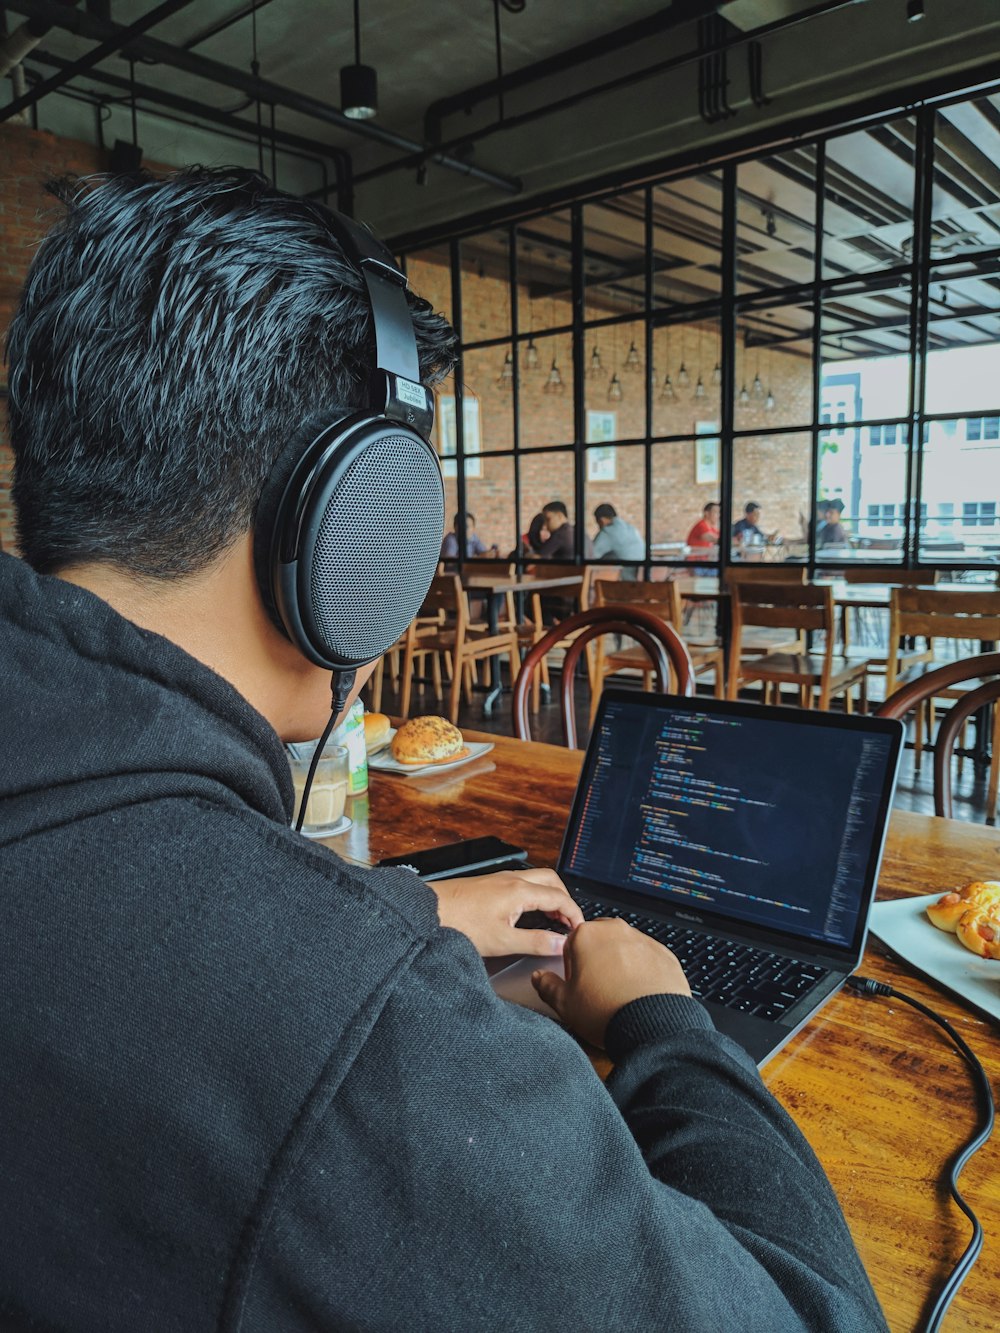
[870,893,1000,1024]
[299,814,353,840]
[368,739,494,777]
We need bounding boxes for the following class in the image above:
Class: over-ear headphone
[252,211,445,696]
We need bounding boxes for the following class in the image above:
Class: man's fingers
[513,880,584,928]
[531,967,565,1011]
[510,928,568,958]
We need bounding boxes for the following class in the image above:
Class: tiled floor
[374,669,997,825]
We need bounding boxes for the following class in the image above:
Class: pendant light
[694,373,706,400]
[751,345,765,399]
[524,338,539,370]
[588,345,603,377]
[607,372,623,402]
[764,351,776,411]
[522,244,539,369]
[677,359,690,389]
[496,349,514,390]
[738,382,750,406]
[660,373,676,402]
[543,358,565,395]
[624,339,641,373]
[340,0,378,120]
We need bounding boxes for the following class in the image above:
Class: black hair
[543,500,568,518]
[593,503,616,522]
[6,167,457,577]
[526,512,546,551]
[744,501,761,515]
[704,500,719,513]
[823,498,845,513]
[453,510,475,528]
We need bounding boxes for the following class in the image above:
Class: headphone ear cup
[252,414,330,637]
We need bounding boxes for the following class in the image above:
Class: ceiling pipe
[0,0,79,115]
[30,46,356,213]
[3,0,522,195]
[1,0,200,124]
[423,1,722,145]
[355,0,871,192]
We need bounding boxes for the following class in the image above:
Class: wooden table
[330,730,999,1332]
[462,572,585,712]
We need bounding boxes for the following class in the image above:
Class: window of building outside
[404,86,1000,574]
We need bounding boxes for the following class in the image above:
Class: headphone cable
[847,975,994,1332]
[293,671,356,834]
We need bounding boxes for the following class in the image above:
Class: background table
[331,730,999,1332]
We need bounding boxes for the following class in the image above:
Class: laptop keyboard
[575,896,828,1020]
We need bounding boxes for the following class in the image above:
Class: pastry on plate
[363,711,392,753]
[391,716,469,766]
[926,880,1000,932]
[955,906,1000,959]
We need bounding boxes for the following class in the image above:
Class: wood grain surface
[328,728,999,1332]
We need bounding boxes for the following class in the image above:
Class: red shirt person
[686,501,720,558]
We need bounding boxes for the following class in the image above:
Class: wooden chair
[723,565,807,656]
[884,586,1000,781]
[399,574,521,724]
[727,582,872,711]
[590,580,724,724]
[522,562,595,693]
[877,652,1000,823]
[512,605,694,748]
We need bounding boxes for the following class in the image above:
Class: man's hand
[532,918,691,1048]
[431,867,583,957]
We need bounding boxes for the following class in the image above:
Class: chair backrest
[731,581,834,635]
[529,561,590,608]
[512,605,694,749]
[885,586,1000,695]
[877,652,1000,819]
[724,565,807,587]
[413,573,464,628]
[593,578,683,626]
[462,558,515,579]
[835,568,940,586]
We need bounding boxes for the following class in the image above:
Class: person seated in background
[817,499,849,548]
[686,501,720,558]
[440,510,497,560]
[592,503,644,580]
[535,499,589,560]
[0,165,887,1332]
[732,501,781,553]
[508,511,547,561]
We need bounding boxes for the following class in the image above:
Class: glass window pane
[816,422,907,564]
[925,272,1000,415]
[583,189,647,311]
[731,432,811,562]
[518,330,574,448]
[736,301,813,431]
[518,450,577,552]
[651,439,719,566]
[919,417,1000,564]
[459,346,513,452]
[584,318,646,440]
[737,147,817,294]
[459,230,510,341]
[821,281,911,422]
[405,245,452,327]
[514,212,572,338]
[651,171,723,307]
[651,317,722,437]
[824,118,916,279]
[932,93,1000,262]
[584,442,646,569]
[463,455,517,560]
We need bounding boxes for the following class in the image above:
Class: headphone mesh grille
[310,431,444,663]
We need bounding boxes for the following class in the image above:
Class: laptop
[492,689,903,1066]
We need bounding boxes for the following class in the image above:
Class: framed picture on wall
[694,420,720,486]
[437,394,482,478]
[586,411,617,481]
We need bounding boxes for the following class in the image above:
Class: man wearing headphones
[0,169,885,1331]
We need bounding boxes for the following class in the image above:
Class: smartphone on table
[375,836,528,881]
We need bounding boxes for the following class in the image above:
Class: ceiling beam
[2,0,522,195]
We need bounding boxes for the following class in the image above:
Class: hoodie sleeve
[239,929,887,1333]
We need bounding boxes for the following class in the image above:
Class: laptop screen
[560,693,902,952]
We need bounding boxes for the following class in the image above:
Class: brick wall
[407,252,814,557]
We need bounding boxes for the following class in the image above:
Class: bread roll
[391,716,466,765]
[956,906,1000,959]
[926,880,1000,932]
[363,711,391,752]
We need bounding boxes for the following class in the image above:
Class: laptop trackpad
[491,955,565,1021]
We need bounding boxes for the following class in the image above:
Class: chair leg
[371,654,385,713]
[400,642,414,719]
[447,652,462,724]
[432,653,443,701]
[845,687,853,716]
